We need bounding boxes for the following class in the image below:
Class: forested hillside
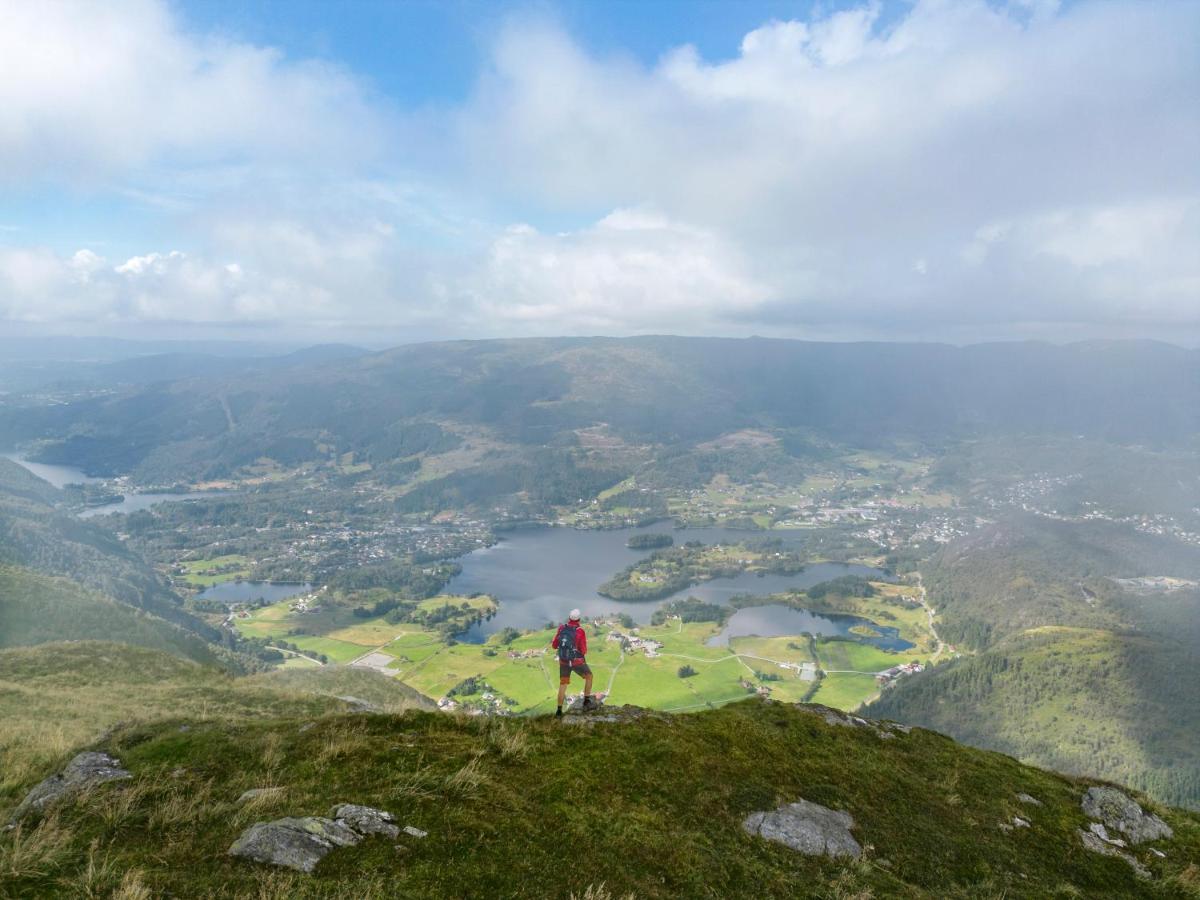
[3,337,1198,482]
[873,517,1200,809]
[0,459,206,634]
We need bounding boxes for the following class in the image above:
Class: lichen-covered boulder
[228,816,361,873]
[10,752,131,823]
[743,799,862,859]
[331,803,399,838]
[1082,787,1173,845]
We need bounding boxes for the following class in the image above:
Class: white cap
[569,608,582,621]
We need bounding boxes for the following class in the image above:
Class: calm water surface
[450,523,893,643]
[4,452,231,517]
[709,605,912,651]
[2,453,100,488]
[197,581,313,605]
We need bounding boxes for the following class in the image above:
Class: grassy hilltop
[2,693,1199,898]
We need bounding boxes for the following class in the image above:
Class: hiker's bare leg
[557,682,567,707]
[584,673,594,697]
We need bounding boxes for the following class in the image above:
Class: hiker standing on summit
[552,609,596,716]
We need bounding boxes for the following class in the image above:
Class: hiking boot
[582,696,598,711]
[555,707,563,718]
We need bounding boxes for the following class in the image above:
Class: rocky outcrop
[9,752,131,824]
[228,816,361,873]
[330,803,399,838]
[743,800,862,859]
[1078,828,1150,879]
[1081,787,1173,845]
[229,804,401,872]
[800,705,911,740]
[561,701,663,725]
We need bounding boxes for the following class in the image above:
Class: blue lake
[708,605,913,651]
[197,581,313,606]
[448,523,898,645]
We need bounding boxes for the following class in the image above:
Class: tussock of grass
[0,814,72,881]
[570,884,636,900]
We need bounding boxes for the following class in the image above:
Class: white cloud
[455,0,1200,336]
[0,0,385,182]
[458,210,770,332]
[0,0,1197,341]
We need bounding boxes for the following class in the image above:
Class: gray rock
[802,705,910,739]
[1012,816,1031,829]
[743,799,862,859]
[403,825,428,838]
[1089,822,1126,847]
[228,816,361,873]
[331,803,399,838]
[1016,793,1043,807]
[1078,828,1150,879]
[1081,787,1173,845]
[10,752,131,823]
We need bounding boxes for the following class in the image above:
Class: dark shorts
[559,660,592,684]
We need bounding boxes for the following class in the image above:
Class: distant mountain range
[2,336,1197,480]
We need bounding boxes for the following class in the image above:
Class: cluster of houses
[436,692,511,715]
[875,662,924,684]
[506,647,546,660]
[739,678,773,698]
[606,630,663,657]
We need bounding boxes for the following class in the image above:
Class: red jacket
[552,622,587,658]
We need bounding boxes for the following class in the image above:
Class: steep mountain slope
[871,517,1200,810]
[872,626,1200,810]
[0,565,220,665]
[4,337,1198,481]
[0,458,212,639]
[2,696,1197,898]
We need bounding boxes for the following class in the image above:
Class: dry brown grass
[486,721,529,760]
[1174,863,1200,898]
[259,731,286,772]
[443,756,488,799]
[0,812,73,881]
[57,837,122,899]
[315,723,372,766]
[92,779,156,831]
[570,884,637,900]
[146,778,226,832]
[111,868,154,900]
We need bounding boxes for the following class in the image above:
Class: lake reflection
[197,581,313,605]
[708,605,913,652]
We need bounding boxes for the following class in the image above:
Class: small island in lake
[598,540,805,602]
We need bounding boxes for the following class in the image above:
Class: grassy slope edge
[0,642,429,809]
[2,699,1198,899]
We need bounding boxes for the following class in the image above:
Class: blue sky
[0,0,1196,344]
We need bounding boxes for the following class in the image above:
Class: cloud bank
[0,0,1196,342]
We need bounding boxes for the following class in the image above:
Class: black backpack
[557,624,580,663]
